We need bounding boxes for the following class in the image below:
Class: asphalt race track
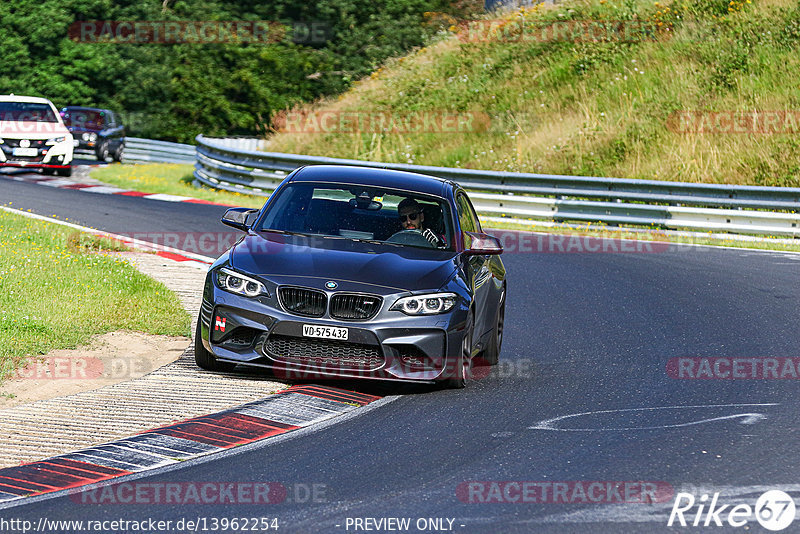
[1,173,799,533]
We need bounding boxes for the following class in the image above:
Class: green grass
[91,163,267,209]
[0,210,190,385]
[264,0,800,186]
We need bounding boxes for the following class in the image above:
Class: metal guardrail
[193,135,800,237]
[121,137,196,164]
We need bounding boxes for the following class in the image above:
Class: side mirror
[463,231,503,255]
[221,208,259,232]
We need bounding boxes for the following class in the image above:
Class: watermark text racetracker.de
[456,19,664,43]
[667,357,800,380]
[69,20,331,44]
[260,355,535,382]
[495,230,671,254]
[69,481,327,505]
[272,110,491,135]
[667,110,800,135]
[10,356,155,380]
[457,481,674,504]
[108,231,682,258]
[104,229,712,258]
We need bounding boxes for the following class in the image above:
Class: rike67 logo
[668,490,796,531]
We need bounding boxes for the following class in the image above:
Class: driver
[397,198,442,247]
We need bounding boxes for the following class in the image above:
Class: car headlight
[45,136,66,145]
[215,267,269,298]
[390,293,458,315]
[0,138,4,144]
[89,132,97,142]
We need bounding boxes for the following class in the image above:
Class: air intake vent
[278,287,327,317]
[330,293,382,321]
[265,335,384,370]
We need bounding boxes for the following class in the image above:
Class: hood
[0,121,70,139]
[229,231,459,294]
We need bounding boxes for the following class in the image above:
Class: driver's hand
[421,228,440,247]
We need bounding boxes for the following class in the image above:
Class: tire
[56,166,72,177]
[96,141,109,162]
[112,143,124,162]
[482,287,505,366]
[41,168,56,176]
[194,318,237,372]
[445,310,474,389]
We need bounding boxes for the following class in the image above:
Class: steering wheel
[386,229,436,248]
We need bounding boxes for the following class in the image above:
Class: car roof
[290,165,453,197]
[0,95,55,105]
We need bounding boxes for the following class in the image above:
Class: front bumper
[0,139,74,168]
[199,275,468,383]
[74,139,99,151]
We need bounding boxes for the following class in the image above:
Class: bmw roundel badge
[325,281,338,290]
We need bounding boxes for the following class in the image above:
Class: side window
[456,193,480,234]
[107,112,116,127]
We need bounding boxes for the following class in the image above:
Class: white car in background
[0,95,74,176]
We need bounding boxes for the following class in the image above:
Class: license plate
[302,325,348,340]
[12,148,38,157]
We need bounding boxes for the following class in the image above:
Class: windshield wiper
[259,228,309,237]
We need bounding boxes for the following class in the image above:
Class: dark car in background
[60,106,125,162]
[195,165,507,388]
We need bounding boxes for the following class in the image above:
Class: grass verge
[264,0,800,186]
[0,210,190,385]
[90,163,266,209]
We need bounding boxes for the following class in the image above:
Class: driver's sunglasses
[399,211,420,222]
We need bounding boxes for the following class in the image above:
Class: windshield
[61,109,105,128]
[256,182,455,251]
[0,102,58,122]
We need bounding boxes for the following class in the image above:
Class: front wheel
[194,318,237,372]
[96,141,109,162]
[112,143,124,162]
[445,310,474,389]
[482,288,505,366]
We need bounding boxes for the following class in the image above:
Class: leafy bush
[0,0,477,142]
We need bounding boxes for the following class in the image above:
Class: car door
[105,112,122,149]
[456,192,493,345]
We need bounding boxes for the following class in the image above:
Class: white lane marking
[528,403,778,431]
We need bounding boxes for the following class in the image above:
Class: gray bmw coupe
[196,165,506,388]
